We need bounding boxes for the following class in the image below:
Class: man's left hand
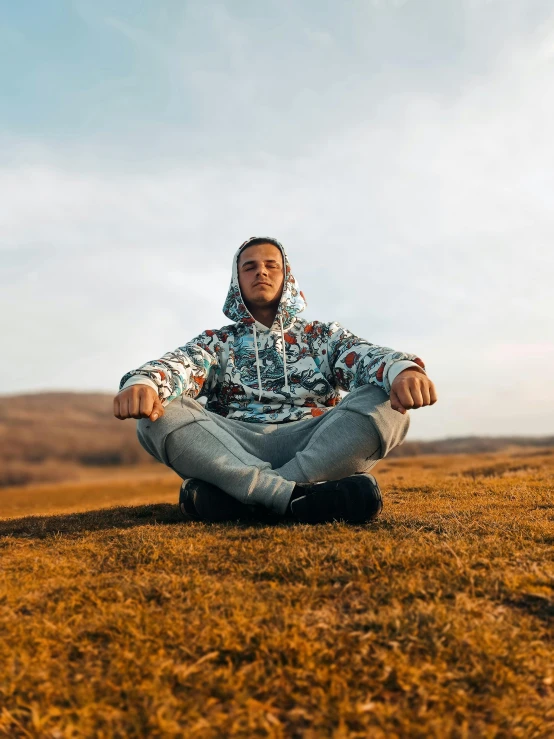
[390,369,438,415]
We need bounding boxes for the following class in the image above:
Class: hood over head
[222,236,307,330]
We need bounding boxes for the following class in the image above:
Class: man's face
[237,243,284,309]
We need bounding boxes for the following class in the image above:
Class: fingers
[149,398,165,422]
[114,394,129,420]
[127,391,140,418]
[134,387,161,419]
[114,386,161,420]
[421,380,438,406]
[407,383,425,409]
[396,383,416,410]
[139,391,155,419]
[421,383,431,407]
[114,392,131,420]
[390,372,438,412]
[429,381,438,405]
[390,387,407,414]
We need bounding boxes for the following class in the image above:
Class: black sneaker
[286,473,383,524]
[179,478,256,522]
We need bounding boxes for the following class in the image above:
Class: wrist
[398,367,425,376]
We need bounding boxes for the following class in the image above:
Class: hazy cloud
[2,0,553,438]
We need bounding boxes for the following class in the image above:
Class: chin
[251,296,278,307]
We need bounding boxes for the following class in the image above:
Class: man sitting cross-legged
[113,237,437,524]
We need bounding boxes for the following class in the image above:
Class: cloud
[2,0,553,437]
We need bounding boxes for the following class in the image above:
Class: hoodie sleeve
[118,329,220,405]
[324,322,426,394]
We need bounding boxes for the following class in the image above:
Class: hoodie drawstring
[252,318,290,402]
[252,325,263,402]
[279,316,290,393]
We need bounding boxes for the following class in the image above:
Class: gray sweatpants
[136,384,410,516]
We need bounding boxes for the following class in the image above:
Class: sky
[1,0,553,440]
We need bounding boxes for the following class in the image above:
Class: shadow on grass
[0,504,275,540]
[504,593,554,624]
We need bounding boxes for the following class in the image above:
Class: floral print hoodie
[119,237,426,423]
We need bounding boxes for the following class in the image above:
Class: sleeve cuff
[387,360,427,388]
[119,375,159,394]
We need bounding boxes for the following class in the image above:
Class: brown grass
[1,449,553,737]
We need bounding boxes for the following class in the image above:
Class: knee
[343,385,410,459]
[141,394,203,432]
[136,415,172,462]
[136,394,205,463]
[385,412,410,456]
[369,406,410,459]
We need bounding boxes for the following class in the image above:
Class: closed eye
[241,262,281,271]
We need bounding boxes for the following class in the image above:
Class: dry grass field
[1,448,553,738]
[2,391,552,490]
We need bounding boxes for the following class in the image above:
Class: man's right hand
[113,385,165,422]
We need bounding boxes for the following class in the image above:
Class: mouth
[253,282,272,287]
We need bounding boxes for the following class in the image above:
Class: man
[114,237,437,524]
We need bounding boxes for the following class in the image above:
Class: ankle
[286,484,311,514]
[291,484,308,501]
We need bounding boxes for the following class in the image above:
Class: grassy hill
[2,391,553,490]
[0,391,157,488]
[0,448,552,736]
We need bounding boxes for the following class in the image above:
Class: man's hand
[114,385,165,422]
[390,369,437,415]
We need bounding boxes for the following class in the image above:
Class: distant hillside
[1,391,156,487]
[1,391,552,488]
[389,435,554,456]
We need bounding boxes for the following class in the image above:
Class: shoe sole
[290,474,383,524]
